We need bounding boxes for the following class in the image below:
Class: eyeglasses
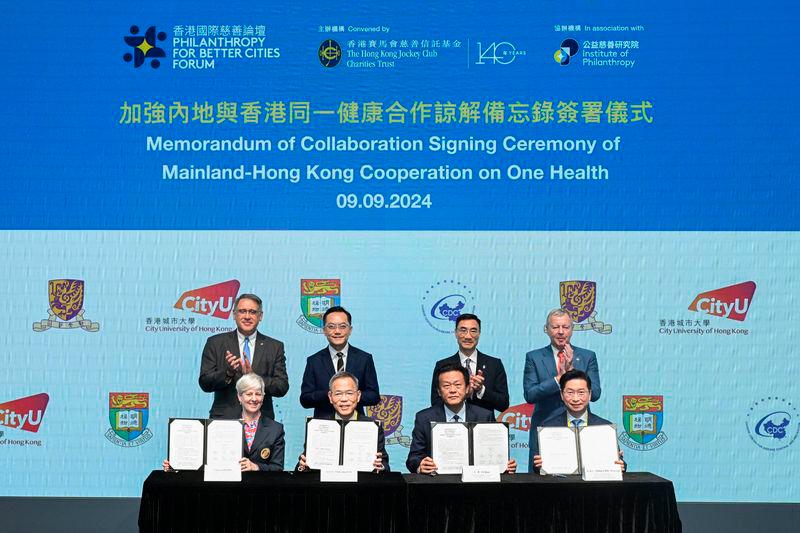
[456,327,479,336]
[325,323,350,331]
[563,389,589,398]
[236,309,261,316]
[332,390,358,399]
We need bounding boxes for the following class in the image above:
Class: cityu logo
[0,393,49,433]
[497,403,534,432]
[688,281,756,322]
[174,280,240,319]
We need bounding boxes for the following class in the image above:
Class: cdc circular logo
[745,397,799,451]
[318,39,341,68]
[421,280,475,333]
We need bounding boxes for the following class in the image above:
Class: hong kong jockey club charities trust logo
[422,280,474,333]
[746,397,799,451]
[559,280,611,334]
[296,279,341,334]
[33,279,100,332]
[318,39,341,67]
[688,281,755,322]
[618,395,667,451]
[123,25,167,68]
[174,280,240,319]
[366,395,411,447]
[105,393,153,447]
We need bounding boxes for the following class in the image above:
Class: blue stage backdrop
[1,3,798,502]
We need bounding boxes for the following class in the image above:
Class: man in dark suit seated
[531,369,625,473]
[297,370,389,472]
[408,362,517,474]
[199,293,288,420]
[429,313,509,414]
[300,306,380,417]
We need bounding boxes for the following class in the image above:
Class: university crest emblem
[618,395,668,451]
[296,279,340,333]
[366,395,411,447]
[105,392,153,447]
[559,280,611,333]
[33,279,100,332]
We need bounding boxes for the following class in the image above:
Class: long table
[139,471,681,533]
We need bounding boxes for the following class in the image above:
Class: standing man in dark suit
[199,293,289,420]
[523,308,601,465]
[429,313,509,414]
[531,369,624,473]
[408,362,517,474]
[300,306,380,417]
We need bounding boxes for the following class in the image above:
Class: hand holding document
[305,419,342,470]
[431,423,469,474]
[168,419,205,471]
[537,426,579,475]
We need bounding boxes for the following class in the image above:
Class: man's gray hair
[328,371,359,391]
[235,293,263,312]
[236,373,265,395]
[545,308,573,327]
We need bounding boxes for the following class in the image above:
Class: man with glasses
[199,293,289,420]
[300,306,380,417]
[524,308,601,467]
[296,371,389,472]
[530,369,624,473]
[429,313,509,414]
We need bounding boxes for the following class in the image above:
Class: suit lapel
[322,349,336,376]
[540,346,557,376]
[251,332,267,372]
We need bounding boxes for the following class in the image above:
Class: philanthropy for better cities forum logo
[174,280,240,319]
[554,38,579,65]
[746,397,799,451]
[296,279,341,334]
[365,395,411,447]
[32,279,100,332]
[688,281,755,322]
[0,394,49,433]
[618,395,667,451]
[558,280,612,334]
[123,25,167,68]
[105,393,153,447]
[422,280,475,333]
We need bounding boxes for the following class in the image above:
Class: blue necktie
[243,337,251,369]
[452,415,460,422]
[572,419,582,429]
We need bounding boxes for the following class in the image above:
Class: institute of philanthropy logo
[318,39,342,67]
[174,280,240,320]
[688,281,756,322]
[557,280,612,334]
[32,279,100,332]
[618,395,668,451]
[421,280,475,333]
[365,395,412,447]
[746,397,799,451]
[123,25,167,68]
[296,279,341,334]
[554,38,579,65]
[0,393,49,433]
[105,392,153,447]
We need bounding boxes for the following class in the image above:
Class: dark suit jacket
[300,345,380,417]
[522,344,601,463]
[199,330,289,420]
[295,413,390,472]
[406,403,495,473]
[244,416,285,471]
[531,408,624,473]
[430,351,509,413]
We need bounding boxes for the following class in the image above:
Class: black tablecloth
[138,471,407,533]
[404,472,681,533]
[139,471,680,533]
